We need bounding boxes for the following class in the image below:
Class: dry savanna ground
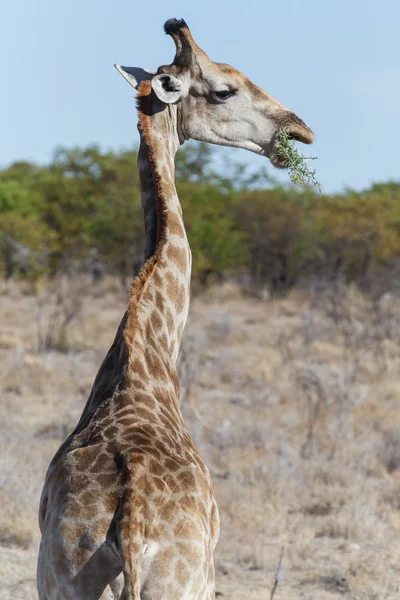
[1,277,400,599]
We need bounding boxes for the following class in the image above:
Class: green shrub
[0,144,399,291]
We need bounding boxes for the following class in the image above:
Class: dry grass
[1,277,400,598]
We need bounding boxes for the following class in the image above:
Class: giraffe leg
[118,455,148,600]
[37,453,126,600]
[139,545,214,600]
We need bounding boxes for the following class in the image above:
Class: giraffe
[37,18,314,600]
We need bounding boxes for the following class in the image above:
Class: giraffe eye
[215,89,236,100]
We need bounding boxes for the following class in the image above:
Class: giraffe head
[115,18,314,168]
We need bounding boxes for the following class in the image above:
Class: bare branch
[270,546,284,600]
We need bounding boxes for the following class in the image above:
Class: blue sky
[2,0,399,193]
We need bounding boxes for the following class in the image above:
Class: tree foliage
[1,143,399,290]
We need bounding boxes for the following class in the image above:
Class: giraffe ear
[151,73,188,104]
[114,65,155,90]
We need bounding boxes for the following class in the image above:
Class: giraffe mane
[124,81,170,346]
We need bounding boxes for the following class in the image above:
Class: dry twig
[270,546,284,600]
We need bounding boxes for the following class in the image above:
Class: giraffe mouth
[269,124,315,169]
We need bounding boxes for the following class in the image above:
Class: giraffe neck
[57,88,190,435]
[124,82,191,371]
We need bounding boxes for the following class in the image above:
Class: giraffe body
[38,401,218,599]
[37,18,314,599]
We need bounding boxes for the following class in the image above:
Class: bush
[1,144,400,292]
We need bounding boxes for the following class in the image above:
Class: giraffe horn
[164,18,201,67]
